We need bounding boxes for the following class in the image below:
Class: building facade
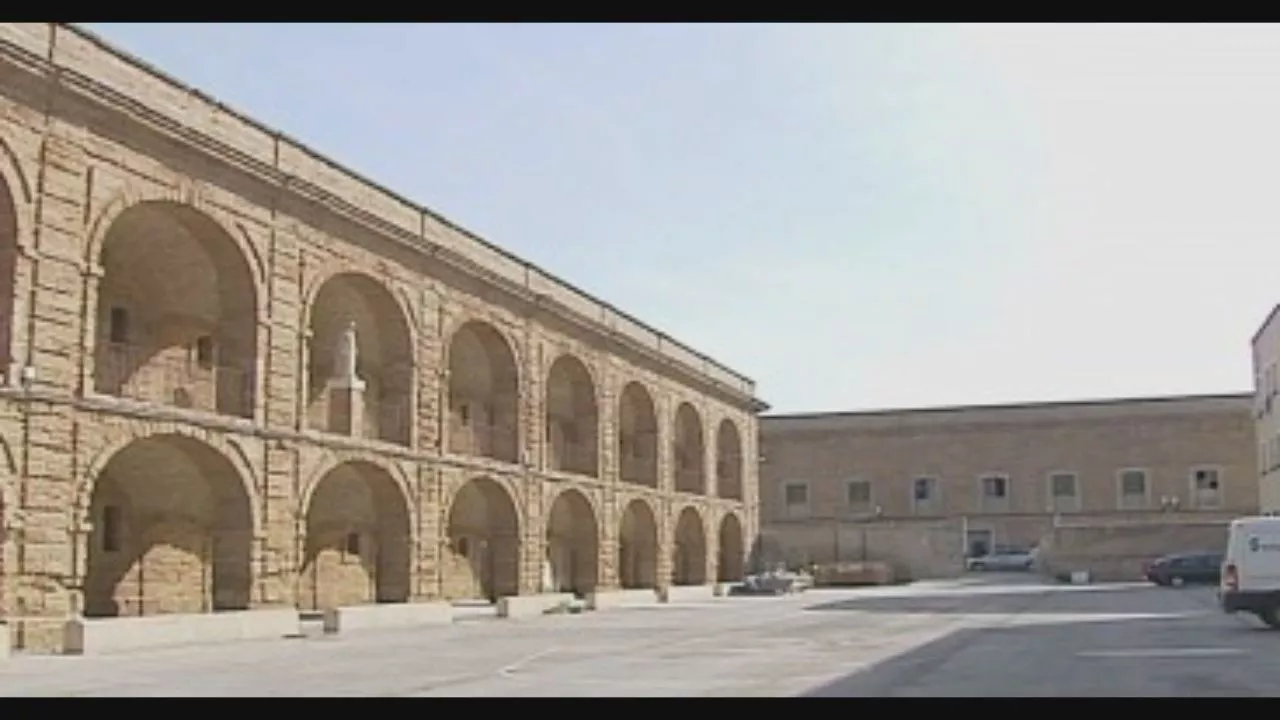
[759,394,1257,579]
[0,23,765,652]
[1252,304,1280,514]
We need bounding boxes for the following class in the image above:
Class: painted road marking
[1076,647,1248,659]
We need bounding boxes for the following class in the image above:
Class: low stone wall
[1037,519,1231,582]
[586,588,660,610]
[62,608,301,656]
[661,584,717,603]
[758,518,966,581]
[497,593,575,619]
[322,602,453,634]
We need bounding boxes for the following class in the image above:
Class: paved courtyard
[0,576,1276,696]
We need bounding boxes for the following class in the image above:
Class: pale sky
[82,23,1280,414]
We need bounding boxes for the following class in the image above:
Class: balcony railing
[369,393,413,447]
[94,342,255,419]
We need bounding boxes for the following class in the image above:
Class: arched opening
[305,273,414,447]
[93,201,258,418]
[545,354,599,477]
[718,513,745,582]
[299,462,412,611]
[715,419,743,501]
[0,176,17,381]
[618,382,658,487]
[83,435,254,618]
[673,403,706,495]
[447,321,519,464]
[672,506,707,586]
[544,489,599,596]
[444,477,520,602]
[618,499,658,589]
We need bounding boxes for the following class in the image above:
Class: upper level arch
[89,198,261,419]
[303,270,415,447]
[545,352,599,477]
[446,319,521,464]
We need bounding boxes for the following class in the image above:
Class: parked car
[967,545,1035,572]
[1144,551,1223,587]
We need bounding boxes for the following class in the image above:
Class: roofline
[762,391,1254,422]
[53,22,760,398]
[1252,303,1280,346]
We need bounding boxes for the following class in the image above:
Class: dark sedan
[1143,551,1223,587]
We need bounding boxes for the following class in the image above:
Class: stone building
[1252,304,1280,514]
[759,394,1257,581]
[0,23,765,652]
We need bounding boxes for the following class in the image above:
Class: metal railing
[94,342,255,419]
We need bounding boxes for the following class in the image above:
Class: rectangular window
[784,483,808,506]
[108,306,129,344]
[913,477,935,502]
[194,335,214,368]
[783,482,809,519]
[1192,468,1223,509]
[1119,469,1148,509]
[846,480,871,507]
[981,475,1008,499]
[102,505,121,553]
[1050,473,1077,498]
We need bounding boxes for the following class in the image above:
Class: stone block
[321,601,453,634]
[660,584,718,603]
[585,588,660,610]
[62,609,301,656]
[497,593,574,619]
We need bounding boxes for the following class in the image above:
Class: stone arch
[0,169,17,378]
[673,402,706,495]
[444,476,521,602]
[78,425,262,534]
[446,320,520,464]
[299,460,412,611]
[82,434,255,617]
[618,498,658,589]
[618,382,658,487]
[672,506,708,586]
[717,513,745,582]
[91,200,260,419]
[545,353,599,477]
[715,419,743,500]
[304,271,415,447]
[544,488,600,596]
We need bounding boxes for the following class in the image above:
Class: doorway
[966,529,994,558]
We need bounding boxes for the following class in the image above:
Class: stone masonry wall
[0,24,763,652]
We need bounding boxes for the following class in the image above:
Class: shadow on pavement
[802,605,1279,697]
[805,584,1216,615]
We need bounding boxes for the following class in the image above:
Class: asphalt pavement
[0,574,1271,696]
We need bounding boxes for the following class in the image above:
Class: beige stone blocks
[0,24,764,653]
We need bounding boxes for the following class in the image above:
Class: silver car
[967,546,1035,572]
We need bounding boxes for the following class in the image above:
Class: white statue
[335,321,359,382]
[542,549,556,592]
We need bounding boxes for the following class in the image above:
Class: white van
[1220,516,1280,628]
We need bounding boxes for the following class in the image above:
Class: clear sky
[81,23,1280,414]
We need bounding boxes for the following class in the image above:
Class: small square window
[1051,473,1077,498]
[1121,470,1147,497]
[913,477,935,502]
[981,475,1008,499]
[785,483,808,506]
[847,481,871,506]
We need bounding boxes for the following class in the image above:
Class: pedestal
[328,377,366,438]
